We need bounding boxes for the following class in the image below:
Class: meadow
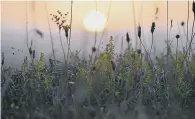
[1,1,195,119]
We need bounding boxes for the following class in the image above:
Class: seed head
[1,52,4,66]
[63,25,69,38]
[176,34,180,39]
[171,20,173,28]
[126,32,130,43]
[151,22,156,34]
[92,47,96,53]
[137,49,141,54]
[138,25,141,39]
[29,47,32,55]
[181,21,185,26]
[32,50,35,59]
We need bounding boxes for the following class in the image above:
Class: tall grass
[1,1,195,119]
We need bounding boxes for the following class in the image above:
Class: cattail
[110,60,116,70]
[138,25,141,39]
[151,22,155,34]
[92,47,96,52]
[32,50,35,59]
[176,34,180,39]
[126,32,130,43]
[181,21,185,26]
[193,1,195,15]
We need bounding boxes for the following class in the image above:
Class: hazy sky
[1,1,195,68]
[1,1,194,31]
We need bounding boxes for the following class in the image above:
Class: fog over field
[2,26,190,68]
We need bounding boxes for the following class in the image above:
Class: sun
[83,10,106,32]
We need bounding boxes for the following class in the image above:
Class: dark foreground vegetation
[1,1,195,119]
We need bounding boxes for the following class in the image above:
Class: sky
[1,1,194,31]
[1,1,195,68]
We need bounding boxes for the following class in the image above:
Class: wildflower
[151,22,155,34]
[138,25,141,39]
[110,60,116,70]
[176,34,180,39]
[92,47,96,52]
[126,32,130,43]
[181,21,185,26]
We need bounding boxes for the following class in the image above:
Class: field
[1,1,195,119]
